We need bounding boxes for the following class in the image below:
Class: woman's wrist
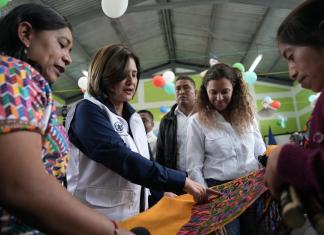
[112,220,119,235]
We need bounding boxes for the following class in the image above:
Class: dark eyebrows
[176,84,190,89]
[59,36,72,46]
[223,88,232,93]
[282,50,287,59]
[282,47,291,59]
[208,88,231,92]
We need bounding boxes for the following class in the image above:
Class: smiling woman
[186,63,268,235]
[0,4,134,235]
[0,4,73,83]
[24,28,73,83]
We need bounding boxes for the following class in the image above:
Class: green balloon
[232,62,245,73]
[0,0,8,8]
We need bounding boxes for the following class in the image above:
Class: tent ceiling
[1,0,303,104]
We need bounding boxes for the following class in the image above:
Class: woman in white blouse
[186,63,266,235]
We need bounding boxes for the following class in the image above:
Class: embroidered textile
[121,169,267,235]
[178,169,267,235]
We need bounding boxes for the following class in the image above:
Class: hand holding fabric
[164,192,178,198]
[183,177,208,203]
[264,145,284,199]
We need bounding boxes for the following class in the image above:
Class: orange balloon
[270,100,281,110]
[152,75,165,88]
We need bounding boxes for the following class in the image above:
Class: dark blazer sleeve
[156,117,166,165]
[68,100,186,192]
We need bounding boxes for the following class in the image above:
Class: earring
[24,44,29,55]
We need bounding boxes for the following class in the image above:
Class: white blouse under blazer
[186,112,266,187]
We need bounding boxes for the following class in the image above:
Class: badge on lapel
[114,121,124,133]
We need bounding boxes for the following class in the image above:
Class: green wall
[256,97,294,113]
[259,118,298,136]
[295,89,315,110]
[129,92,138,104]
[144,81,176,102]
[149,107,168,123]
[245,83,314,136]
[299,112,312,130]
[53,94,65,105]
[254,84,290,93]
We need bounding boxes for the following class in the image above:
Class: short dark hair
[175,75,196,88]
[0,3,72,61]
[277,0,324,48]
[138,109,154,121]
[88,44,141,98]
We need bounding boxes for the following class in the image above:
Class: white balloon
[311,100,317,108]
[78,76,88,90]
[200,69,207,78]
[209,58,219,66]
[162,70,175,83]
[262,101,269,109]
[82,70,88,77]
[101,0,128,18]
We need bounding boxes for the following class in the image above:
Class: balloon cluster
[152,71,176,95]
[262,96,281,111]
[101,0,128,18]
[308,93,320,108]
[277,115,288,128]
[232,62,257,84]
[78,70,88,93]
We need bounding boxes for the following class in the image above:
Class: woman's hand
[183,177,207,203]
[264,145,284,199]
[164,192,178,198]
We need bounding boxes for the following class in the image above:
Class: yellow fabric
[119,194,195,235]
[264,145,278,156]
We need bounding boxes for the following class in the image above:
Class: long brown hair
[196,63,254,133]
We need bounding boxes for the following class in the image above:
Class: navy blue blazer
[68,97,186,192]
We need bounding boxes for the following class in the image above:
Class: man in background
[156,75,197,174]
[138,109,157,159]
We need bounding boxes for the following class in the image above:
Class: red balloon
[152,75,165,88]
[270,100,281,110]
